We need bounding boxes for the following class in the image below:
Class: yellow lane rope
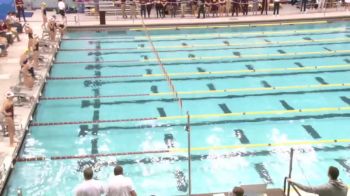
[138,37,350,50]
[149,83,350,97]
[157,106,350,121]
[143,64,350,78]
[130,20,328,31]
[169,139,350,153]
[144,50,350,62]
[135,27,345,40]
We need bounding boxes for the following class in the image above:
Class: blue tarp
[0,0,16,20]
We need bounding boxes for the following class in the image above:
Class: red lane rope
[60,47,136,51]
[47,74,143,80]
[40,93,150,101]
[30,117,157,127]
[16,150,170,162]
[55,59,139,64]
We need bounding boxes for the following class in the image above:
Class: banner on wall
[0,0,16,20]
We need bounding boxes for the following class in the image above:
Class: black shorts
[59,9,65,17]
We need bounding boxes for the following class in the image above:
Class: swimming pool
[3,20,350,195]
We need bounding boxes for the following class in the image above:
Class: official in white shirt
[74,167,105,196]
[106,166,137,196]
[57,0,66,21]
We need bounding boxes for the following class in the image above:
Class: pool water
[4,21,350,195]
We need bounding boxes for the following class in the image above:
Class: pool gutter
[66,15,350,31]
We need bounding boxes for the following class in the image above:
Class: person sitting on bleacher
[0,20,14,45]
[5,19,20,42]
[0,37,8,57]
[6,12,23,33]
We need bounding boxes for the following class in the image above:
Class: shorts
[59,9,65,17]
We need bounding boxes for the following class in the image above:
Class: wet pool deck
[1,5,350,194]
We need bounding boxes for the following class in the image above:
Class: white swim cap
[5,91,14,98]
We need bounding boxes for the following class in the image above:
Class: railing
[283,148,302,196]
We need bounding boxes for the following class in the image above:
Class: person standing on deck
[121,0,128,18]
[2,91,18,147]
[197,0,206,18]
[140,0,147,18]
[74,167,105,196]
[106,166,137,196]
[15,0,26,22]
[261,0,268,15]
[231,0,240,16]
[288,166,348,196]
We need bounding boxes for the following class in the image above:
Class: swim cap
[5,91,14,98]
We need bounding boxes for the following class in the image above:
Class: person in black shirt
[197,0,205,18]
[140,0,147,17]
[261,0,268,15]
[241,0,248,15]
[231,0,239,16]
[146,0,153,18]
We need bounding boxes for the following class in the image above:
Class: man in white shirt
[74,167,105,196]
[57,0,66,21]
[106,166,137,196]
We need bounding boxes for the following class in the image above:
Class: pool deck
[1,4,350,194]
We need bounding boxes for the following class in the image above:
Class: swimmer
[21,58,35,89]
[2,91,18,147]
[41,2,48,28]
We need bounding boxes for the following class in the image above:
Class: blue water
[3,21,350,195]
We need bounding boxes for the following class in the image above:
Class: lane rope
[15,138,350,162]
[40,83,350,101]
[30,106,350,126]
[46,63,350,81]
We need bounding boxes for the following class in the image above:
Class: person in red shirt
[15,0,26,22]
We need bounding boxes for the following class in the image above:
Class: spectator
[241,0,248,15]
[156,0,163,18]
[0,37,7,56]
[191,0,198,17]
[300,0,308,13]
[180,0,187,17]
[288,166,348,196]
[345,0,350,11]
[252,0,259,15]
[74,167,105,196]
[211,0,219,17]
[169,0,177,18]
[140,0,147,18]
[2,91,18,147]
[58,0,67,22]
[205,0,211,17]
[6,12,23,33]
[106,165,137,196]
[232,186,244,196]
[15,0,26,22]
[197,0,206,18]
[146,0,153,18]
[5,19,20,42]
[273,0,280,15]
[161,0,168,17]
[130,0,137,19]
[225,0,230,16]
[261,0,268,15]
[41,2,48,28]
[120,0,127,19]
[219,0,226,16]
[231,0,239,16]
[0,20,13,45]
